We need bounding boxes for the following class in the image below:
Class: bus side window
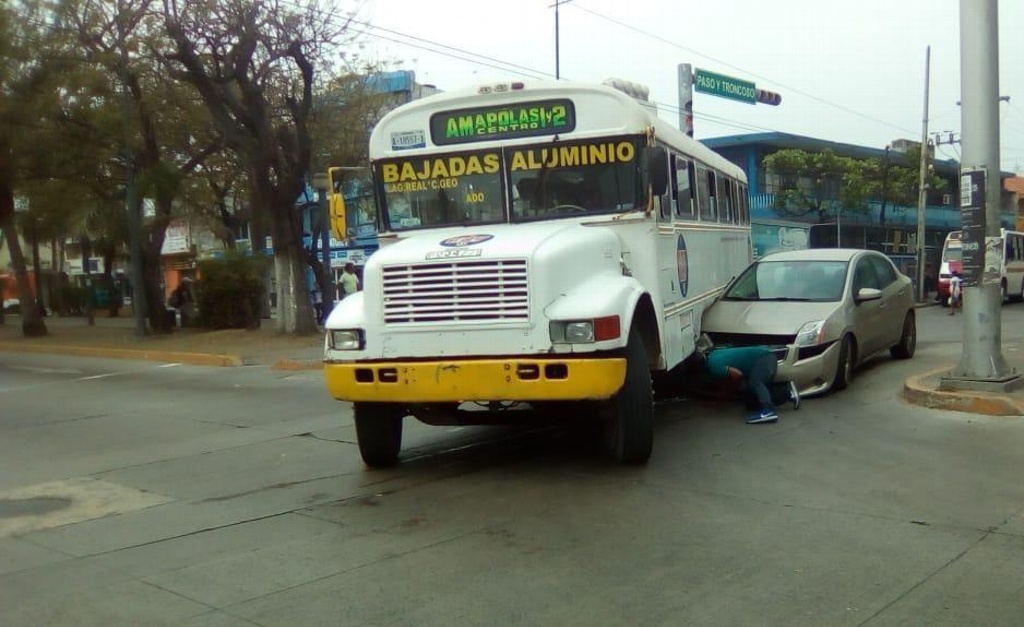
[696,165,712,221]
[706,170,717,221]
[718,177,733,224]
[674,156,694,219]
[739,184,749,224]
[660,154,673,220]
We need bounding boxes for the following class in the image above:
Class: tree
[162,0,355,334]
[870,145,946,226]
[0,0,53,336]
[762,149,873,223]
[61,0,222,333]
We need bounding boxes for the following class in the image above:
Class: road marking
[158,363,182,368]
[80,373,124,381]
[7,366,84,375]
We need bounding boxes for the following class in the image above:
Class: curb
[0,342,244,368]
[902,365,1024,416]
[272,358,324,371]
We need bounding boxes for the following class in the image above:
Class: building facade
[702,132,1019,287]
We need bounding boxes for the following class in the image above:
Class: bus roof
[369,79,746,183]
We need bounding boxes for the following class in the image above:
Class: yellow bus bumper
[324,357,627,403]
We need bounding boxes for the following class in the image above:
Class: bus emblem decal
[440,234,493,247]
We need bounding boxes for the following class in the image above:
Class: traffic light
[755,89,782,106]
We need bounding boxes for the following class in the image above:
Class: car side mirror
[855,287,882,303]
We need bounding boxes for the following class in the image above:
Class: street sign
[694,69,756,104]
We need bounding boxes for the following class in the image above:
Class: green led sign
[430,99,576,145]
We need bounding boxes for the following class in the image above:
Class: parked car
[702,248,916,396]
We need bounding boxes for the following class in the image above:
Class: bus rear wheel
[353,402,404,468]
[603,327,653,464]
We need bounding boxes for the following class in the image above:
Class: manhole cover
[0,497,72,519]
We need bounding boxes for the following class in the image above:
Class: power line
[348,17,554,80]
[567,2,919,138]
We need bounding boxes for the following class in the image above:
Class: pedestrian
[340,262,360,298]
[168,278,195,328]
[700,340,800,424]
[949,271,962,315]
[311,288,323,323]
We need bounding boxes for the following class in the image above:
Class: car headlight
[550,316,620,344]
[328,329,364,350]
[794,320,827,346]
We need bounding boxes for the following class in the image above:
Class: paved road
[2,306,1024,626]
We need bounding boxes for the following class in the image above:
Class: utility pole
[678,63,694,137]
[942,0,1021,392]
[551,0,573,79]
[915,46,930,304]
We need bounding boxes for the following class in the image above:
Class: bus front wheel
[353,402,404,468]
[603,327,654,464]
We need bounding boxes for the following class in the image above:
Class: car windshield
[377,148,505,231]
[509,136,644,222]
[724,260,849,302]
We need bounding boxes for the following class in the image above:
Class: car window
[853,259,880,291]
[867,256,897,287]
[723,260,848,302]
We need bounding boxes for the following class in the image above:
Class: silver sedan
[701,248,917,396]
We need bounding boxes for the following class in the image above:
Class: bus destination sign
[430,99,576,145]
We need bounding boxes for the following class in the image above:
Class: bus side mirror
[646,146,668,196]
[327,167,347,242]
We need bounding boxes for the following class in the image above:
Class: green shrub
[195,253,265,329]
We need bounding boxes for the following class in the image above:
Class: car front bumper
[775,340,843,397]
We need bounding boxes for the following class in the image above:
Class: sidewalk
[904,360,1024,417]
[4,310,1024,417]
[0,313,324,370]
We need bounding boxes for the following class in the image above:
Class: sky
[349,0,1024,174]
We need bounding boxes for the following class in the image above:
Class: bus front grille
[381,259,529,324]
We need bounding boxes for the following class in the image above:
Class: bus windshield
[510,136,644,221]
[376,136,646,231]
[378,148,504,231]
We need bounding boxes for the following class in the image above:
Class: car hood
[703,299,840,337]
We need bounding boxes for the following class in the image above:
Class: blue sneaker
[788,381,800,410]
[746,409,778,424]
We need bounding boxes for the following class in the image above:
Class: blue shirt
[706,346,773,379]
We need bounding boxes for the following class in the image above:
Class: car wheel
[1002,281,1008,304]
[832,335,855,392]
[890,311,916,359]
[603,327,653,465]
[353,402,404,468]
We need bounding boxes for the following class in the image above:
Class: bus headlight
[550,316,620,344]
[328,329,364,350]
[565,321,595,343]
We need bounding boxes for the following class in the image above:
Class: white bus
[938,228,1024,304]
[324,79,751,467]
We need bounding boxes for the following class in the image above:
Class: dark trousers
[746,354,790,411]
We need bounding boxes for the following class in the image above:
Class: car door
[850,256,885,357]
[867,254,910,347]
